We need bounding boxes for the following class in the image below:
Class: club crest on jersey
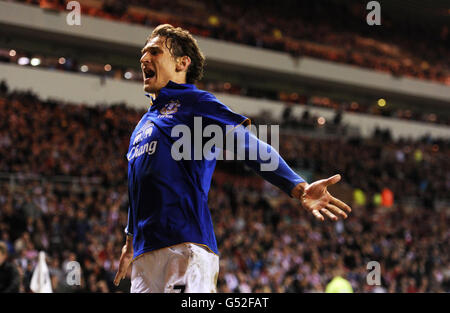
[158,100,181,118]
[133,121,154,145]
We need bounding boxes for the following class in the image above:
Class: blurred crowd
[0,87,448,292]
[0,82,135,186]
[10,0,450,85]
[211,171,449,293]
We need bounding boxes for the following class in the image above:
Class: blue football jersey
[126,81,250,259]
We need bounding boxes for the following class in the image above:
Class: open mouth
[143,68,156,80]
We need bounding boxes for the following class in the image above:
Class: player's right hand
[114,242,133,286]
[291,174,352,222]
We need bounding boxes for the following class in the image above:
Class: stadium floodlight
[30,58,41,66]
[104,64,112,72]
[17,57,29,65]
[124,71,133,79]
[317,116,326,125]
[377,98,386,107]
[9,49,16,57]
[58,57,66,65]
[80,65,89,72]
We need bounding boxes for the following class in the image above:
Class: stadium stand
[8,0,450,84]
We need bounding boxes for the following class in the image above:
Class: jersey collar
[165,80,196,90]
[145,80,195,107]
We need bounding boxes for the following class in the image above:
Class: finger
[320,208,338,221]
[113,274,120,286]
[329,195,352,213]
[114,274,123,286]
[323,174,341,187]
[114,269,124,286]
[326,203,348,219]
[311,209,324,222]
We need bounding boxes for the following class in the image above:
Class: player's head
[140,24,205,94]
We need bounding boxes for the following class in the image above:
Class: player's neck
[170,75,187,86]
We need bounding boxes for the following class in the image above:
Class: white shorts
[130,243,219,293]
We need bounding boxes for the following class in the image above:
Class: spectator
[0,241,21,292]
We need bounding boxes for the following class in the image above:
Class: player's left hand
[114,240,133,286]
[291,174,352,222]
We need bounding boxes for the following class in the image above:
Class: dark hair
[147,24,205,84]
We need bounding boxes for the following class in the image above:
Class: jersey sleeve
[124,206,133,236]
[195,91,305,196]
[195,91,250,133]
[236,125,306,196]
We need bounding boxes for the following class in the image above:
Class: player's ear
[176,56,191,72]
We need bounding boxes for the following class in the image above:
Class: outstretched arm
[232,126,351,221]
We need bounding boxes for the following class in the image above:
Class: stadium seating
[11,0,450,84]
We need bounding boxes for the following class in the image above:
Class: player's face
[140,36,178,95]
